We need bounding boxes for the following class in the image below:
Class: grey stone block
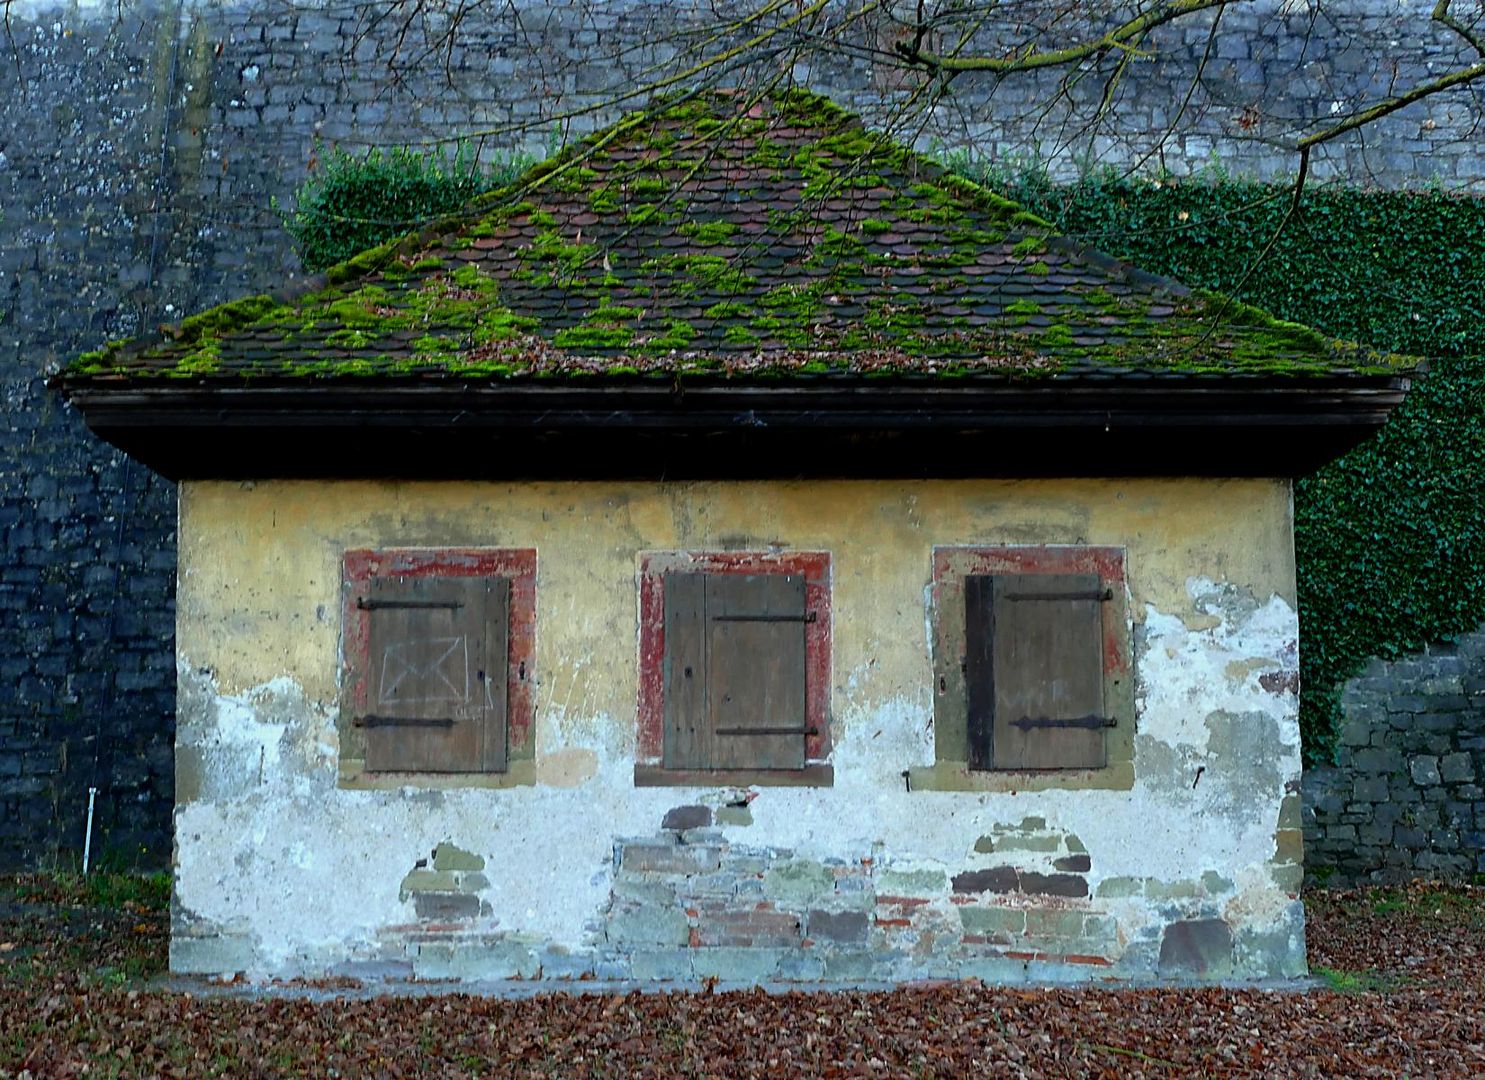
[413,892,482,921]
[876,868,948,896]
[952,866,1018,894]
[1158,919,1234,978]
[775,951,828,981]
[170,934,256,975]
[1440,752,1475,783]
[619,840,722,876]
[1393,826,1429,848]
[1410,756,1442,786]
[690,947,787,983]
[1353,748,1403,775]
[414,937,541,980]
[627,949,694,981]
[762,860,836,905]
[823,950,882,981]
[606,905,691,947]
[661,804,712,831]
[806,908,870,944]
[1019,872,1089,898]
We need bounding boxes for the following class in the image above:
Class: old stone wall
[3,0,1481,869]
[0,396,175,870]
[1303,625,1485,884]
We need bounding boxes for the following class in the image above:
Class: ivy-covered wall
[975,172,1485,762]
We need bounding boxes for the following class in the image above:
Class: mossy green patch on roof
[64,90,1416,384]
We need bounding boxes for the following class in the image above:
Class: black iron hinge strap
[714,726,818,736]
[358,598,464,610]
[353,715,457,728]
[1003,590,1112,602]
[1011,715,1117,731]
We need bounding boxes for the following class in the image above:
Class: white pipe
[82,787,98,875]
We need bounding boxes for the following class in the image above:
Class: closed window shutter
[662,573,708,769]
[360,574,509,773]
[663,572,808,770]
[966,572,1107,770]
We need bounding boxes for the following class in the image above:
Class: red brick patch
[695,908,803,948]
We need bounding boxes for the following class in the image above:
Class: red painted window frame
[343,547,538,762]
[636,551,832,767]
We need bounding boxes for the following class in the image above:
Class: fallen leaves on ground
[0,878,1480,1078]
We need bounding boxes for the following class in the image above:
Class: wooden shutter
[663,572,808,770]
[663,573,708,770]
[359,574,508,773]
[965,572,1108,770]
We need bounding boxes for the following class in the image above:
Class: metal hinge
[1003,589,1112,602]
[712,611,817,623]
[714,726,818,736]
[1011,714,1117,731]
[358,598,463,611]
[353,715,457,728]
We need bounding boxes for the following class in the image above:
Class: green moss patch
[65,91,1410,404]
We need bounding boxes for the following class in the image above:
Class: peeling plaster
[172,478,1305,981]
[1135,577,1300,755]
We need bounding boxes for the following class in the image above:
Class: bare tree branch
[1434,0,1485,58]
[893,0,1233,75]
[1298,59,1485,152]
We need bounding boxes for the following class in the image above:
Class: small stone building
[59,92,1411,984]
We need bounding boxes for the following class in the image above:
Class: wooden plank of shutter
[663,573,708,769]
[704,573,808,770]
[964,574,996,771]
[362,574,507,773]
[988,572,1106,770]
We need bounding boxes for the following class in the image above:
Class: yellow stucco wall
[172,477,1307,982]
[179,476,1294,715]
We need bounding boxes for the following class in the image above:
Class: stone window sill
[906,761,1134,793]
[338,758,538,790]
[633,764,834,788]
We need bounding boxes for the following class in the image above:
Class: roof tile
[67,90,1414,385]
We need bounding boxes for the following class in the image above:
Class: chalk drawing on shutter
[378,637,470,704]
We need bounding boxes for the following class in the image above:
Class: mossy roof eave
[56,362,1418,393]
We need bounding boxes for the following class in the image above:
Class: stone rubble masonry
[259,828,1294,983]
[398,843,492,921]
[1303,623,1485,884]
[3,0,1479,869]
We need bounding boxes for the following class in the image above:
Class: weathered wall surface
[5,0,1480,869]
[172,477,1306,983]
[1303,625,1485,884]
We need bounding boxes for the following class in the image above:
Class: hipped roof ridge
[61,88,1416,385]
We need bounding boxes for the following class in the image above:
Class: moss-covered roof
[66,91,1414,384]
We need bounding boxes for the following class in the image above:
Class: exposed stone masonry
[170,809,1299,982]
[1304,624,1485,884]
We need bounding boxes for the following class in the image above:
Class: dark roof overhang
[62,373,1411,481]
